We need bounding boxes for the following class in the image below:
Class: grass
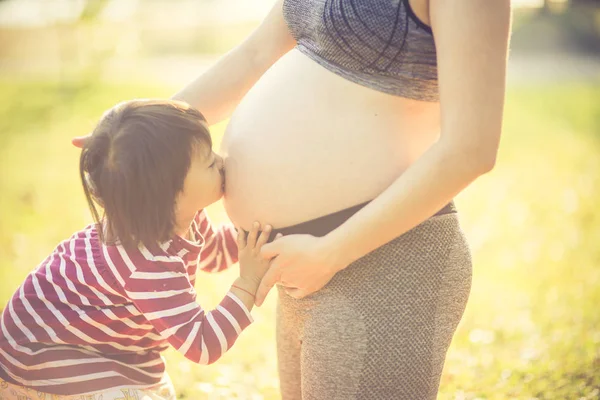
[0,78,598,400]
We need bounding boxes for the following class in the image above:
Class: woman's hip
[277,210,472,327]
[276,212,472,398]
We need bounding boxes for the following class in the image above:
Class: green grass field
[0,79,598,399]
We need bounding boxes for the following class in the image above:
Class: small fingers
[236,226,247,250]
[247,221,260,249]
[255,224,272,250]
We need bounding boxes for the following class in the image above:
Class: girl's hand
[254,234,345,306]
[236,222,280,291]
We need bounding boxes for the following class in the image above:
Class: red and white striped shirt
[0,210,250,396]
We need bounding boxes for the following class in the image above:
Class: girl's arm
[193,209,239,273]
[171,0,295,125]
[122,250,257,365]
[255,0,512,305]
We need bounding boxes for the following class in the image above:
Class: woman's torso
[221,0,440,229]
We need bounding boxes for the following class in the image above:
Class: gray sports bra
[283,0,439,101]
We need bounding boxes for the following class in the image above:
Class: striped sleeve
[121,249,252,365]
[193,210,239,273]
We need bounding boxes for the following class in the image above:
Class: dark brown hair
[80,99,212,248]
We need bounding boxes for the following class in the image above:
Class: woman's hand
[72,135,90,148]
[254,234,345,306]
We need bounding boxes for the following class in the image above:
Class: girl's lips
[220,168,226,192]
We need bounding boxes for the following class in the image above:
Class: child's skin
[174,142,278,312]
[0,100,280,398]
[71,104,279,305]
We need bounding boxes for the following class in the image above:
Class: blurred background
[0,0,598,399]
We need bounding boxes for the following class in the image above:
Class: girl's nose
[215,154,224,169]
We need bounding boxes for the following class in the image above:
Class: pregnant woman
[174,0,511,398]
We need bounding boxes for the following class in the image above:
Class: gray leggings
[276,212,472,399]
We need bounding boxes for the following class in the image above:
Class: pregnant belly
[220,50,440,229]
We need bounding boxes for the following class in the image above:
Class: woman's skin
[172,0,511,306]
[67,0,511,305]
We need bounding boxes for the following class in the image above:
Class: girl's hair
[80,99,212,248]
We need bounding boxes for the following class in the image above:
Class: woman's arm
[323,0,512,265]
[172,0,296,125]
[255,0,512,305]
[71,1,294,148]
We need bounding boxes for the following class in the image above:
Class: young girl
[0,99,275,399]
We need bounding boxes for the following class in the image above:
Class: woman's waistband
[259,200,456,243]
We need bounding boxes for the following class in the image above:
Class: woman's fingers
[72,135,91,148]
[284,287,304,299]
[255,263,280,307]
[260,239,283,259]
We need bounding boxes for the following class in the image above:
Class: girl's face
[176,145,224,230]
